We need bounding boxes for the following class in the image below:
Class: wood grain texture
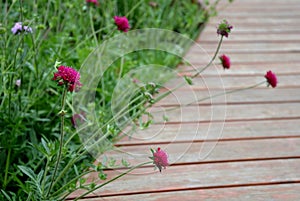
[103,138,300,165]
[89,184,300,201]
[70,159,300,198]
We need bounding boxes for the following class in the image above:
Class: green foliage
[0,0,226,200]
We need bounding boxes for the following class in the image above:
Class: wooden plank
[178,62,300,76]
[89,184,300,201]
[69,159,300,198]
[118,119,300,144]
[154,88,300,106]
[149,102,300,123]
[187,42,300,53]
[104,138,300,165]
[199,33,300,42]
[164,74,300,90]
[184,52,300,64]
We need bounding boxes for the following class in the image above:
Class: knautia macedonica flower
[219,54,231,69]
[11,22,32,35]
[86,0,99,6]
[52,66,82,92]
[217,20,233,38]
[265,70,277,88]
[114,16,130,32]
[150,147,169,172]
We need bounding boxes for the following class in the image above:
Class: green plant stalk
[192,35,223,78]
[74,161,152,200]
[151,35,224,106]
[157,81,267,114]
[46,86,67,196]
[3,148,11,189]
[53,95,150,189]
[30,33,39,79]
[89,9,98,46]
[50,170,94,199]
[56,0,62,32]
[41,157,50,196]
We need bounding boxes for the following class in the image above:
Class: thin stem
[50,170,94,199]
[41,157,50,196]
[74,161,152,200]
[3,148,11,189]
[46,87,68,196]
[192,36,223,78]
[157,81,267,114]
[89,9,98,46]
[30,33,39,79]
[53,96,149,188]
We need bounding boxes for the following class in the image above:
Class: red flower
[53,66,82,92]
[86,0,99,6]
[219,54,231,69]
[217,20,233,38]
[265,70,277,88]
[150,147,168,172]
[114,16,130,32]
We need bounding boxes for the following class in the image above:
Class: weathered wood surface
[70,0,300,200]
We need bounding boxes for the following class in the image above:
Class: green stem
[41,157,50,195]
[53,96,149,189]
[46,87,67,196]
[50,170,94,199]
[192,35,223,78]
[74,161,152,200]
[89,9,98,46]
[3,148,11,189]
[157,81,267,114]
[150,36,225,106]
[30,33,39,79]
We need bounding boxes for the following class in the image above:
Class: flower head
[114,16,130,32]
[16,79,21,87]
[219,54,231,69]
[52,66,82,92]
[217,20,233,38]
[150,147,168,172]
[11,22,32,35]
[86,0,99,6]
[264,70,277,88]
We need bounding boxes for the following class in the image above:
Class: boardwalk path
[72,0,300,200]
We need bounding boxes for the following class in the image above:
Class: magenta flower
[219,54,231,69]
[86,0,99,6]
[52,66,82,92]
[265,70,277,88]
[217,20,233,38]
[114,16,130,32]
[150,147,169,172]
[11,22,32,35]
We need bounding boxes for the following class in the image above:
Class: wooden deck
[71,0,300,200]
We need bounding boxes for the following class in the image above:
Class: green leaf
[18,166,36,181]
[184,75,193,85]
[121,159,130,167]
[1,190,14,201]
